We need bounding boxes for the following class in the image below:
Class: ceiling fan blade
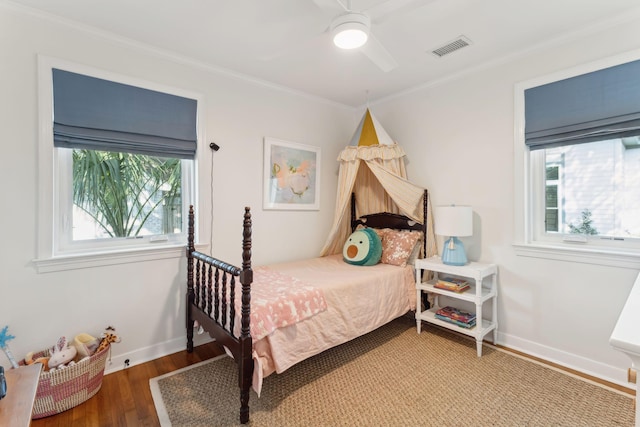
[360,33,398,72]
[365,0,435,23]
[312,0,346,12]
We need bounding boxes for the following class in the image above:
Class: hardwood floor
[30,342,225,427]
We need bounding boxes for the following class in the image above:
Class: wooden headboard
[349,190,429,256]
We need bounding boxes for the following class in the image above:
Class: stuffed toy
[24,351,50,371]
[96,326,121,353]
[74,333,101,358]
[48,337,77,370]
[343,228,383,266]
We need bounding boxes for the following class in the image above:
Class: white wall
[2,2,639,389]
[0,5,355,372]
[373,17,640,386]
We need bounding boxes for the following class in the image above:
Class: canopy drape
[320,143,437,258]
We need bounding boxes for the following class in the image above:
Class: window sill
[33,243,207,273]
[513,242,640,270]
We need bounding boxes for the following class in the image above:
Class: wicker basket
[22,344,110,419]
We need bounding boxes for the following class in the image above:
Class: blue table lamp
[435,205,473,266]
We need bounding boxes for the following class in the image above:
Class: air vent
[430,36,472,58]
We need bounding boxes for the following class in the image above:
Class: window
[514,53,640,268]
[533,139,640,244]
[57,149,189,254]
[35,57,201,272]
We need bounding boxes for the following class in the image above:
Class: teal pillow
[343,228,383,266]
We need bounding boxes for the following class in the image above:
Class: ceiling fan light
[331,13,370,50]
[333,24,368,49]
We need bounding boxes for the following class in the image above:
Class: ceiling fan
[263,0,429,73]
[315,0,427,72]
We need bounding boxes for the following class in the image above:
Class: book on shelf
[434,314,476,329]
[435,314,476,328]
[435,306,476,324]
[434,276,470,293]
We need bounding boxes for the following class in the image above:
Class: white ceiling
[8,0,640,107]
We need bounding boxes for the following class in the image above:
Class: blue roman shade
[53,69,197,159]
[525,59,640,150]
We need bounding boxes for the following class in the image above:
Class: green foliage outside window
[568,209,599,235]
[72,149,181,238]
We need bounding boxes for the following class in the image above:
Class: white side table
[415,256,498,357]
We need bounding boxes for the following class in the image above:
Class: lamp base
[441,237,468,266]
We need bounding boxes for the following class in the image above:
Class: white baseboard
[497,330,630,389]
[103,333,213,375]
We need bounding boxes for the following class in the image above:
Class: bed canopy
[320,109,437,257]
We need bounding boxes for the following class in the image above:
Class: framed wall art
[263,137,321,210]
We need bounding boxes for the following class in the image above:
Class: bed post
[423,189,428,257]
[186,205,195,353]
[350,192,357,231]
[421,190,431,310]
[238,207,253,424]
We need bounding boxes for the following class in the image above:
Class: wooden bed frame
[186,190,428,424]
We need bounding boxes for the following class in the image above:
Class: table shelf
[415,256,498,357]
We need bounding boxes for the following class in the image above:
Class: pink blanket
[249,255,416,395]
[247,266,327,340]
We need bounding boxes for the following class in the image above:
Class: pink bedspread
[250,254,416,394]
[248,267,327,340]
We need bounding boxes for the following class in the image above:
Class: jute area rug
[150,316,634,426]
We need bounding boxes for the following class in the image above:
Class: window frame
[513,49,640,269]
[34,56,202,273]
[55,149,193,254]
[544,161,561,233]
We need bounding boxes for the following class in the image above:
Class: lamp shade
[436,205,472,266]
[435,205,473,237]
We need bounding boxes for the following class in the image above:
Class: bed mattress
[250,254,416,394]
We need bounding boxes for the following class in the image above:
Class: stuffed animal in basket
[73,333,101,358]
[24,352,50,371]
[96,326,121,353]
[48,336,77,370]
